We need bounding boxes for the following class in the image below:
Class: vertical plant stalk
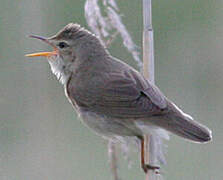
[108,141,120,180]
[142,0,156,179]
[143,0,154,83]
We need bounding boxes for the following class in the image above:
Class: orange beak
[25,35,58,57]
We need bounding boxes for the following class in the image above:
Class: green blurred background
[0,0,222,179]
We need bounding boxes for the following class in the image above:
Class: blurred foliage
[0,0,222,180]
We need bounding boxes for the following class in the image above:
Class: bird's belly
[78,109,142,139]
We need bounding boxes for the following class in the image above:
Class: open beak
[25,35,58,57]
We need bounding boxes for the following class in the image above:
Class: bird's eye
[58,42,68,49]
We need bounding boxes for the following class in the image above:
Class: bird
[26,23,212,173]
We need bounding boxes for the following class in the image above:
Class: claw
[142,164,160,173]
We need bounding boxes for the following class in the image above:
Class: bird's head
[26,23,106,62]
[26,23,108,84]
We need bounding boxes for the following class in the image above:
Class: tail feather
[170,115,212,143]
[154,102,212,143]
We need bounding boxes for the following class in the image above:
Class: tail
[155,102,212,143]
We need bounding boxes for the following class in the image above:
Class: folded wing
[68,68,168,119]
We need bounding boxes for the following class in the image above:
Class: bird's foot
[142,164,160,174]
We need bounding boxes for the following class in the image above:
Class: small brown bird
[26,23,212,173]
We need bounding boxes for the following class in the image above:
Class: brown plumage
[27,23,212,173]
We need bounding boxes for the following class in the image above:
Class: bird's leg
[140,137,160,174]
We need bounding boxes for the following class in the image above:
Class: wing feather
[68,68,168,119]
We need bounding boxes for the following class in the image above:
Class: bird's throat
[47,55,72,85]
